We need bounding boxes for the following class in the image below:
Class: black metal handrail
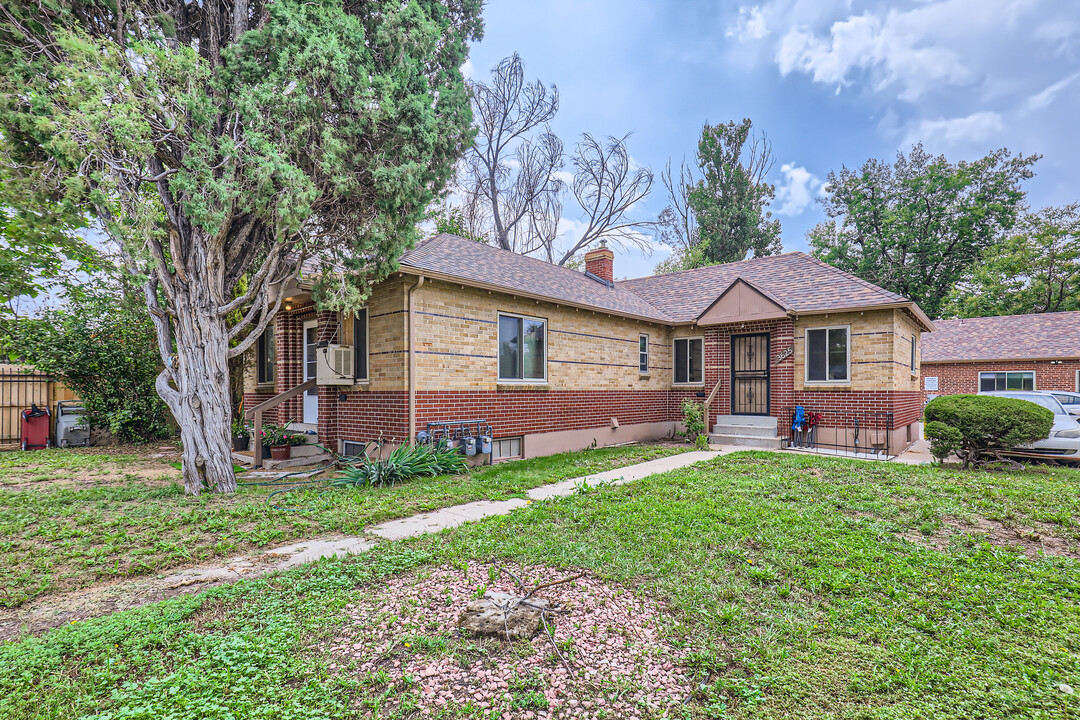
[780,407,894,459]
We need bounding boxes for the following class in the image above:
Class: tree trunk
[158,292,238,495]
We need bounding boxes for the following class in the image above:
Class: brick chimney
[584,242,615,285]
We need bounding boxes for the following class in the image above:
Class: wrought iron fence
[780,407,894,459]
[0,367,55,448]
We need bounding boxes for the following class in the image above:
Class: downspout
[406,275,425,445]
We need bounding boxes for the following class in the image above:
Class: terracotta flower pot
[269,445,291,460]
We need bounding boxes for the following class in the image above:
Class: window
[805,326,849,383]
[492,437,522,459]
[257,327,275,384]
[673,337,704,384]
[353,308,369,382]
[498,313,546,381]
[979,371,1034,392]
[910,336,917,373]
[639,334,649,374]
[1076,369,1080,393]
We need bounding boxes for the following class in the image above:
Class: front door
[731,332,770,415]
[303,320,318,424]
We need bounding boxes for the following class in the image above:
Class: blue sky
[463,0,1080,279]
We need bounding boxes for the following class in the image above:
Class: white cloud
[772,163,822,216]
[460,58,476,79]
[775,9,973,101]
[727,5,770,41]
[1025,72,1080,112]
[904,111,1005,147]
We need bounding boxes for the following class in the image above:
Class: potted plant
[262,422,307,460]
[231,418,250,451]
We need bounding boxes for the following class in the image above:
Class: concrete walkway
[0,449,719,640]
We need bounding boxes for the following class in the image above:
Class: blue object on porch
[792,406,805,431]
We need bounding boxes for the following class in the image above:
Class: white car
[979,391,1080,464]
[1042,390,1080,418]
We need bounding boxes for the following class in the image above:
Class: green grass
[2,452,1079,718]
[0,443,687,606]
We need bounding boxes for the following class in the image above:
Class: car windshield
[998,394,1067,413]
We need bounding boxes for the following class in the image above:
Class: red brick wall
[922,360,1080,401]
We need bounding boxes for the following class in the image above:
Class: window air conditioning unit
[317,344,354,385]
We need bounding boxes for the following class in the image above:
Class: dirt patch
[324,560,692,719]
[895,517,1080,559]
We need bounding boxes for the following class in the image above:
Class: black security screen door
[731,333,770,415]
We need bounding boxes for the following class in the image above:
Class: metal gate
[731,333,770,415]
[0,368,53,448]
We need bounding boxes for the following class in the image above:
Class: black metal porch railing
[780,408,895,459]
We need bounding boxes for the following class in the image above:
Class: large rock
[459,591,550,639]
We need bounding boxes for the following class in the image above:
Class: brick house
[921,311,1080,401]
[243,233,933,460]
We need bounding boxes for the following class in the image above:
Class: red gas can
[20,404,51,451]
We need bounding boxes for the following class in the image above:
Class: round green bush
[923,394,1054,468]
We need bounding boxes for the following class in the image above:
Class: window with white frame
[805,326,849,383]
[673,337,704,384]
[910,336,917,374]
[1076,369,1080,393]
[639,334,649,374]
[352,308,369,382]
[498,313,547,381]
[256,327,275,384]
[979,371,1034,392]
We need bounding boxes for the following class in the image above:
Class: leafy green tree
[431,206,486,243]
[0,0,482,493]
[943,204,1080,317]
[7,280,172,443]
[809,144,1037,319]
[686,119,782,265]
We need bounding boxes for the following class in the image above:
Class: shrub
[681,400,709,448]
[923,394,1054,468]
[5,279,172,443]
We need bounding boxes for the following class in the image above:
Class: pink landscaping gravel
[324,561,694,718]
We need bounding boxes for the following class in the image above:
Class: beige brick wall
[341,276,408,392]
[892,309,923,391]
[793,309,917,391]
[412,279,673,391]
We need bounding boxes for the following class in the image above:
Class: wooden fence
[0,365,78,449]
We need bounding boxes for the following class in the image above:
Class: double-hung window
[257,327,275,384]
[673,337,703,384]
[498,313,547,381]
[910,336,917,374]
[979,371,1034,392]
[805,326,849,383]
[352,308,369,382]
[639,334,649,374]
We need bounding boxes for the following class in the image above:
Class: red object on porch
[269,445,291,460]
[20,404,51,451]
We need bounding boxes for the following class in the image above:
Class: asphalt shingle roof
[923,311,1080,363]
[619,251,910,322]
[399,234,672,322]
[399,235,925,326]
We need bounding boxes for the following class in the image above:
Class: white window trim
[497,312,548,383]
[672,336,705,385]
[639,333,650,375]
[803,325,851,385]
[978,370,1036,392]
[1076,369,1080,393]
[353,307,369,383]
[910,336,917,376]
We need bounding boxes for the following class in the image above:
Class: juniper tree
[0,0,482,493]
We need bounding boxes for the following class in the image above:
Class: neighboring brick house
[243,233,933,459]
[921,312,1080,401]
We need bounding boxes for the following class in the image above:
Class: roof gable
[697,278,790,325]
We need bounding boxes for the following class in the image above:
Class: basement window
[492,437,522,460]
[257,327,275,385]
[673,337,703,384]
[979,371,1034,392]
[498,313,547,382]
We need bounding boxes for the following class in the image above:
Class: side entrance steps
[708,415,781,450]
[232,428,334,471]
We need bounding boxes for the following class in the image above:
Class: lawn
[2,452,1079,719]
[0,443,688,607]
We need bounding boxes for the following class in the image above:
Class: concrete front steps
[232,428,334,471]
[708,415,781,450]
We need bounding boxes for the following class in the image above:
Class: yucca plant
[330,439,467,488]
